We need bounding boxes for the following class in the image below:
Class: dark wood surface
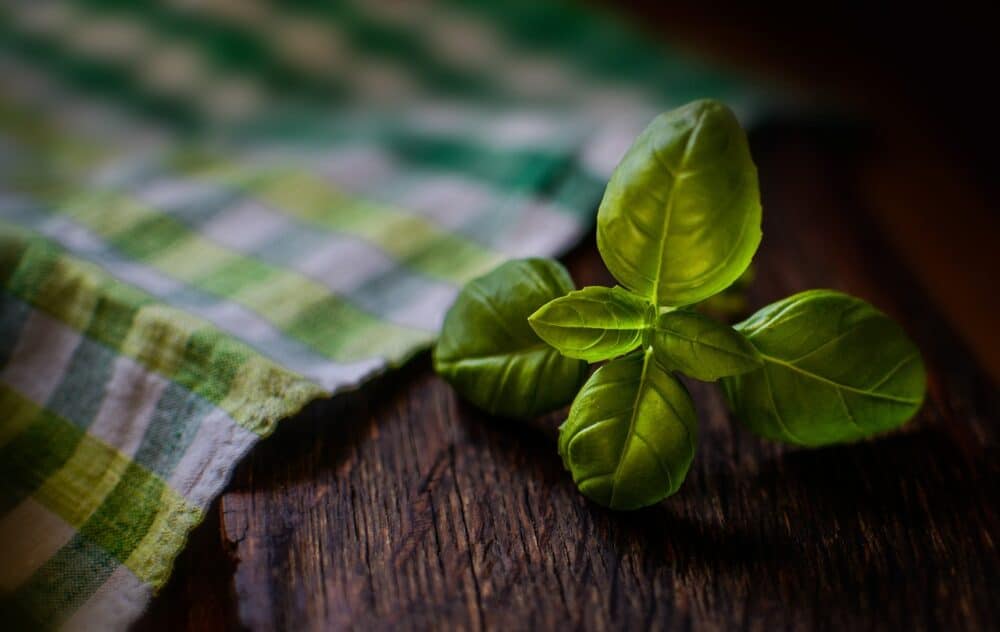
[138,126,999,631]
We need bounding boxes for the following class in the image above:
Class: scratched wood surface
[138,124,999,631]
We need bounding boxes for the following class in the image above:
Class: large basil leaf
[721,290,926,446]
[434,258,587,419]
[596,99,762,307]
[652,310,761,381]
[558,349,698,510]
[528,286,651,362]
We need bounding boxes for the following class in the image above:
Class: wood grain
[138,125,999,631]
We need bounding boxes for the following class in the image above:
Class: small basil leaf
[597,99,762,307]
[558,348,698,510]
[652,310,762,381]
[434,258,587,419]
[528,286,651,362]
[721,290,926,446]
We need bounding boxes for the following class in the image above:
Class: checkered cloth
[0,0,769,628]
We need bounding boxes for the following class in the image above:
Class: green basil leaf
[528,286,652,362]
[652,310,762,381]
[434,258,587,419]
[721,290,926,446]
[596,99,762,307]
[558,348,698,510]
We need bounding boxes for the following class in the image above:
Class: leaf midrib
[609,349,669,507]
[534,319,645,332]
[760,352,921,405]
[649,131,688,306]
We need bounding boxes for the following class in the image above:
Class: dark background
[629,0,1000,380]
[139,3,999,630]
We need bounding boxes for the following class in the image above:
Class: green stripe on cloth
[0,87,598,252]
[0,390,80,515]
[0,385,200,625]
[46,192,436,361]
[178,161,508,281]
[69,0,349,102]
[3,534,119,629]
[1,227,322,432]
[204,117,610,212]
[0,12,202,131]
[0,89,581,302]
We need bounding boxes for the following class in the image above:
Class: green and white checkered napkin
[0,0,770,628]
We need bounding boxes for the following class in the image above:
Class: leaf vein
[836,388,866,435]
[656,325,755,361]
[565,414,630,458]
[867,352,920,391]
[761,353,922,405]
[632,431,675,495]
[785,324,872,365]
[762,364,806,444]
[609,350,653,507]
[652,375,697,461]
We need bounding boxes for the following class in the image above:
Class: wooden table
[140,123,998,630]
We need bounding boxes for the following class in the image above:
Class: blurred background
[1,0,996,379]
[625,1,1000,381]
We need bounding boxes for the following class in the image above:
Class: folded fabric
[0,1,770,628]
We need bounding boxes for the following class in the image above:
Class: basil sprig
[435,99,926,510]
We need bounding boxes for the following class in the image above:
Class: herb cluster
[434,100,926,510]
